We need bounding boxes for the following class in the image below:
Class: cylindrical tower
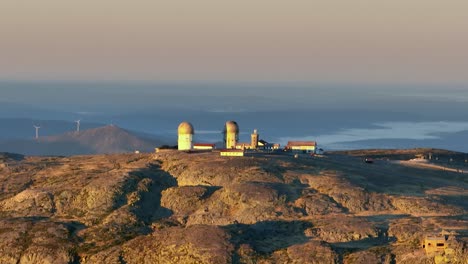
[223,121,239,149]
[178,122,194,150]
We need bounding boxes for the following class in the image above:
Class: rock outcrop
[0,151,466,263]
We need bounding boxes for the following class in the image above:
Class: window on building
[436,243,445,247]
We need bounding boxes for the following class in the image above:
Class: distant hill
[0,118,104,140]
[0,152,24,162]
[0,125,167,156]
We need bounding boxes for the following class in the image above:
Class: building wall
[178,134,193,150]
[220,151,244,157]
[226,132,237,149]
[251,133,258,149]
[194,145,214,150]
[423,237,447,254]
[290,146,316,153]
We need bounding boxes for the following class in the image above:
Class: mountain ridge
[0,125,166,156]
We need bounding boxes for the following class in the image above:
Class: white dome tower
[178,122,194,150]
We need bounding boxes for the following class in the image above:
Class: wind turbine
[75,120,81,132]
[33,125,41,139]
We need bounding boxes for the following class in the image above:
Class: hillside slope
[0,125,165,156]
[0,150,466,263]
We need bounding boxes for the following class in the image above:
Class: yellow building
[422,235,447,254]
[223,121,239,149]
[178,122,194,151]
[220,149,244,157]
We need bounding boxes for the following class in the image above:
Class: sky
[1,0,468,84]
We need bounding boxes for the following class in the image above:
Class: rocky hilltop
[0,150,466,263]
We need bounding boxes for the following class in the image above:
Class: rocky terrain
[0,149,467,263]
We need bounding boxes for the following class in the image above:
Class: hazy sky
[1,0,467,84]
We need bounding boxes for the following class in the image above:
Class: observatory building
[223,121,239,149]
[178,121,194,150]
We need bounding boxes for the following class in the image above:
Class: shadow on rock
[248,181,309,202]
[224,220,312,254]
[127,163,178,222]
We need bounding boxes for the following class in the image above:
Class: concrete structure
[286,141,317,154]
[223,121,239,149]
[193,143,216,150]
[178,122,194,151]
[422,235,447,254]
[220,149,244,157]
[251,129,259,149]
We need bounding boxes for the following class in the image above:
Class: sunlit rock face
[0,149,466,263]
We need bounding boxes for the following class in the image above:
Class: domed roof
[178,122,194,134]
[224,121,239,133]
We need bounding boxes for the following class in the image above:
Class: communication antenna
[75,120,81,132]
[33,125,41,139]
